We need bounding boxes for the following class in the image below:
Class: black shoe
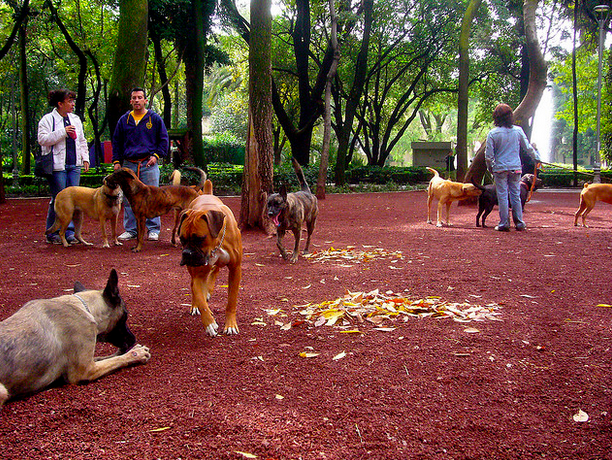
[46,234,62,245]
[515,224,526,231]
[494,225,510,232]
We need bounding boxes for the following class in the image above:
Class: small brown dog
[426,167,481,227]
[177,180,242,337]
[45,177,122,248]
[266,158,318,263]
[106,168,201,252]
[574,182,612,227]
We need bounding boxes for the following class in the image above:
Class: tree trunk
[572,1,579,186]
[333,0,373,186]
[19,22,31,176]
[107,0,148,137]
[316,0,339,199]
[456,0,482,182]
[240,0,273,230]
[0,0,29,62]
[151,27,173,128]
[465,0,547,184]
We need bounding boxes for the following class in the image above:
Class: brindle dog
[106,167,203,252]
[0,269,150,408]
[266,158,318,263]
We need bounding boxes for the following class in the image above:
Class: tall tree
[240,0,273,230]
[317,0,339,199]
[107,0,149,137]
[456,0,482,181]
[465,0,548,184]
[333,0,373,186]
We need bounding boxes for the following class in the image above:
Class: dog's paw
[128,344,151,363]
[190,306,201,316]
[114,240,123,246]
[224,325,239,335]
[436,222,443,227]
[427,220,433,225]
[102,243,111,248]
[205,321,219,337]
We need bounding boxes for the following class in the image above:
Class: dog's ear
[177,210,191,237]
[279,184,287,198]
[74,281,87,293]
[204,210,226,238]
[102,268,121,308]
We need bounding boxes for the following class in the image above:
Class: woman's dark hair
[48,89,76,108]
[493,103,514,128]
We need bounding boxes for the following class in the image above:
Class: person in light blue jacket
[485,103,539,232]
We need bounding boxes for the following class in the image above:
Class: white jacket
[37,108,89,171]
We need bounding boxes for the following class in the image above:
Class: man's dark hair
[48,89,76,108]
[131,87,147,98]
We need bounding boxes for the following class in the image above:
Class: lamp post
[594,4,610,183]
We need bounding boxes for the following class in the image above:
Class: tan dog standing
[45,177,122,248]
[427,167,481,227]
[106,167,202,252]
[574,183,612,227]
[0,269,150,408]
[178,180,242,337]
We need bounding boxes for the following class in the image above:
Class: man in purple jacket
[112,87,169,241]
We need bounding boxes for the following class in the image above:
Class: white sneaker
[147,232,159,241]
[118,231,137,240]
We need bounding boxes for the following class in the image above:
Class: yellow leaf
[275,394,285,400]
[339,330,362,334]
[573,409,589,422]
[299,352,320,358]
[464,327,480,333]
[333,351,347,360]
[597,304,612,308]
[235,451,258,459]
[149,427,171,432]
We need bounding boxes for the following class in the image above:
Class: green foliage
[203,133,245,164]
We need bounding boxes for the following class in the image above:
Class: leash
[526,162,539,203]
[73,293,91,313]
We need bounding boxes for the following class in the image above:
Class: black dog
[266,158,318,263]
[472,174,543,227]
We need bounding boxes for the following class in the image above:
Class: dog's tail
[203,179,213,195]
[426,167,439,178]
[184,167,207,191]
[470,177,487,192]
[292,157,310,193]
[170,170,181,186]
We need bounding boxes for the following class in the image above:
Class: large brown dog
[177,180,242,337]
[45,177,122,248]
[106,167,202,252]
[266,158,318,263]
[0,269,150,408]
[427,167,481,227]
[574,182,612,227]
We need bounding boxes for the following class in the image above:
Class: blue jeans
[46,165,82,237]
[122,161,161,234]
[493,170,524,228]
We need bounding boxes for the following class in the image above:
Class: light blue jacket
[485,125,538,173]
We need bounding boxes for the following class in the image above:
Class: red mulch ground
[1,188,611,460]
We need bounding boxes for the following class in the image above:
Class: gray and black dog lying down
[0,269,150,408]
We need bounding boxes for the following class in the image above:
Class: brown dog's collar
[104,192,120,201]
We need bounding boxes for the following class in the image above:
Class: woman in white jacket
[37,89,90,244]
